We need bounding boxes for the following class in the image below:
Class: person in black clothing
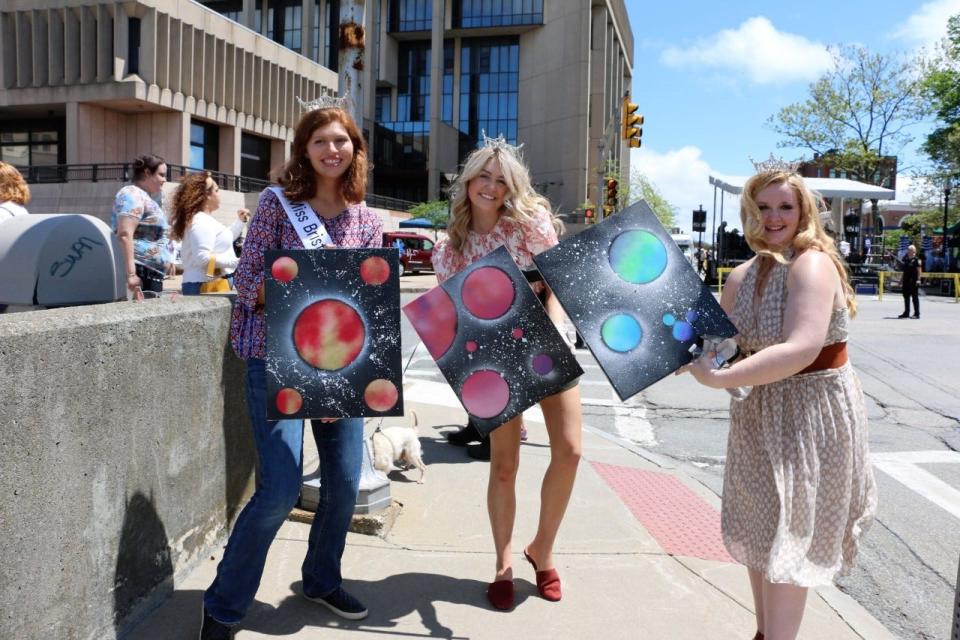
[899,244,922,319]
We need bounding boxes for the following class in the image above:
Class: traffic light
[622,98,643,148]
[603,178,619,211]
[584,206,595,224]
[605,178,618,210]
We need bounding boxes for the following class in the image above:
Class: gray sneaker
[304,586,369,620]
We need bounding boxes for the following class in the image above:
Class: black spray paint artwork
[265,248,403,420]
[534,199,737,401]
[403,246,583,435]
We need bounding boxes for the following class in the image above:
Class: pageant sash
[268,186,333,249]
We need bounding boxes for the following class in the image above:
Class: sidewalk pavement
[134,272,897,639]
[127,407,894,640]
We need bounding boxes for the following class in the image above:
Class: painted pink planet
[465,340,478,353]
[460,370,509,419]
[271,256,299,283]
[364,379,399,412]
[402,287,458,359]
[512,327,524,339]
[293,299,365,370]
[359,256,390,285]
[276,388,303,415]
[461,267,515,319]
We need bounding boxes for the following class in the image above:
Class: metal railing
[20,163,418,210]
[21,163,271,193]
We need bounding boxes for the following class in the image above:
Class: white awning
[709,175,896,200]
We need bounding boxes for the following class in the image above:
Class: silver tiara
[749,153,801,174]
[297,90,351,112]
[481,130,524,158]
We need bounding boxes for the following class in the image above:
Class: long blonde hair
[740,171,857,316]
[445,145,562,253]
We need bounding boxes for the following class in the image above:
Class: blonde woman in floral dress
[432,138,582,611]
[686,170,876,640]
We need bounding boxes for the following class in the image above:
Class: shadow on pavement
[242,574,533,638]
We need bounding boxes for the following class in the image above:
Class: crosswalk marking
[872,451,960,521]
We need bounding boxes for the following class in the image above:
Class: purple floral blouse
[229,188,383,360]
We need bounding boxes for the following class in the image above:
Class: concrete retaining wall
[0,296,256,640]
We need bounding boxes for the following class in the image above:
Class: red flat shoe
[523,548,562,602]
[486,579,514,610]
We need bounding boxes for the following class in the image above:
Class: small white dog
[370,410,426,484]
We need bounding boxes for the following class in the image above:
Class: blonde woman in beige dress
[685,170,876,640]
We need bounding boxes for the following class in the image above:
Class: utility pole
[338,0,366,128]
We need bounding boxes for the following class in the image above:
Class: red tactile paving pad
[591,462,734,563]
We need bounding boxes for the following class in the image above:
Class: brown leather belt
[799,342,848,374]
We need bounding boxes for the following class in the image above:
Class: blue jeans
[181,281,202,295]
[203,358,363,624]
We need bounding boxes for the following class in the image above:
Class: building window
[204,0,242,22]
[390,0,431,32]
[442,42,454,123]
[393,40,454,124]
[375,87,393,121]
[0,121,65,169]
[241,133,271,184]
[278,1,302,50]
[396,42,431,121]
[453,0,544,28]
[325,0,340,71]
[459,37,519,151]
[189,120,220,171]
[128,17,141,75]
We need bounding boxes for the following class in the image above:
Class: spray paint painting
[265,248,403,420]
[403,246,583,434]
[533,199,736,401]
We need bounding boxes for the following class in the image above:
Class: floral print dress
[722,257,877,586]
[432,209,558,283]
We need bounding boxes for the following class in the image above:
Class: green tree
[769,45,927,189]
[922,14,960,175]
[407,199,449,229]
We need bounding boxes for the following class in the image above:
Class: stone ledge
[289,500,404,538]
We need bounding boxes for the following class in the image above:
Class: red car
[383,231,435,276]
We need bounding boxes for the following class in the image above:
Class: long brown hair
[169,172,214,241]
[740,171,857,316]
[272,107,368,204]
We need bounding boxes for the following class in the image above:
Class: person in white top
[0,161,31,223]
[169,172,248,295]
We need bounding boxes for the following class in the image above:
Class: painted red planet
[293,299,366,370]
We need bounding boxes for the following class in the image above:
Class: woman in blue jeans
[200,102,383,639]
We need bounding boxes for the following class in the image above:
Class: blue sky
[623,0,960,234]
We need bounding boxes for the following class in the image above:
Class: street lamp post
[944,180,952,271]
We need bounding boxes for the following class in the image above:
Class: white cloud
[630,145,743,236]
[660,16,833,84]
[890,0,960,47]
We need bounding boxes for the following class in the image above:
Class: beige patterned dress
[722,257,877,586]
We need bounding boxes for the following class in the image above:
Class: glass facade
[390,0,431,32]
[459,36,519,157]
[375,87,392,122]
[453,0,544,28]
[394,40,454,124]
[189,120,220,171]
[372,122,430,202]
[241,133,271,183]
